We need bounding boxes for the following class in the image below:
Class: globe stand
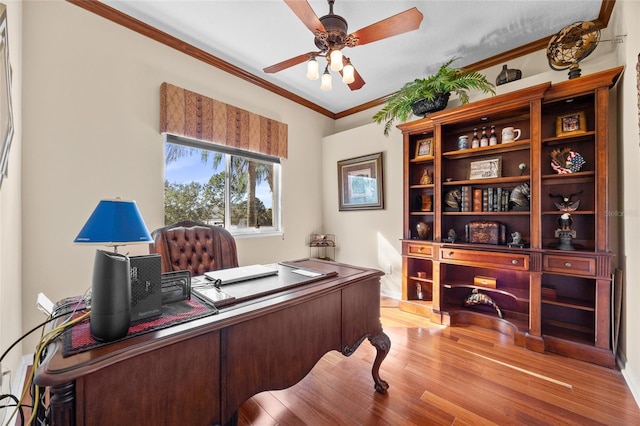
[568,64,582,80]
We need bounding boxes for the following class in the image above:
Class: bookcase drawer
[404,242,434,259]
[543,254,596,277]
[439,248,529,271]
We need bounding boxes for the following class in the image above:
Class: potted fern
[373,57,496,135]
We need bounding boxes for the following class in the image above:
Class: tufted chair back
[149,220,239,275]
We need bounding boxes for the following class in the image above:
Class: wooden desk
[35,259,389,425]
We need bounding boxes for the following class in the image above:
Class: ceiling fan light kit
[264,0,423,91]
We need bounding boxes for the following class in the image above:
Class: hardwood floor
[238,298,640,425]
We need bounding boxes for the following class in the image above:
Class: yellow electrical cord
[4,311,91,426]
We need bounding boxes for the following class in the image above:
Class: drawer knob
[512,259,518,265]
[448,252,454,257]
[564,262,572,268]
[418,247,423,252]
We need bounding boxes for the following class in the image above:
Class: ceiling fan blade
[284,0,325,34]
[349,7,423,46]
[263,52,315,74]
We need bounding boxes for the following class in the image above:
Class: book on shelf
[473,189,483,212]
[475,187,513,212]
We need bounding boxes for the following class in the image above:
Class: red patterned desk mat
[62,297,216,357]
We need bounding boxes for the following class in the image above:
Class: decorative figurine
[509,182,530,211]
[464,289,503,318]
[550,190,583,212]
[416,283,424,300]
[555,213,576,250]
[508,231,525,248]
[444,228,457,243]
[419,168,433,185]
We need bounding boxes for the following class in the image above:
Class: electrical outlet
[386,264,392,274]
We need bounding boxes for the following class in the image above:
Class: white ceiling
[100,0,605,115]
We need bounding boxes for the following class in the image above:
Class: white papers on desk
[204,264,278,285]
[290,269,322,278]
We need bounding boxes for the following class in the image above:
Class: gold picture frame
[556,111,586,137]
[468,157,502,180]
[414,137,434,160]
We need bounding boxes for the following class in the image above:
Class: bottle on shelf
[471,128,480,149]
[489,125,498,146]
[480,127,489,147]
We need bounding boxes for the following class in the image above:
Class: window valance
[160,82,288,159]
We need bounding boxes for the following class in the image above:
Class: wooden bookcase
[397,67,623,368]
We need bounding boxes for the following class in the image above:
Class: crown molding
[68,0,615,120]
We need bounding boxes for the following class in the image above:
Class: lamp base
[90,250,131,342]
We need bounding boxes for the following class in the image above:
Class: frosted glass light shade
[306,58,319,80]
[321,70,332,91]
[329,49,343,71]
[342,62,355,84]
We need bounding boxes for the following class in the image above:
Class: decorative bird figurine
[550,190,583,212]
[463,289,503,318]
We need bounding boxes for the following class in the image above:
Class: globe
[547,21,601,79]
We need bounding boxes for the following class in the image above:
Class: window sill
[231,229,284,239]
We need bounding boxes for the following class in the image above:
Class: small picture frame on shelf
[468,156,502,180]
[556,111,586,137]
[414,137,433,160]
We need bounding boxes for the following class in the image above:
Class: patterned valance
[160,82,288,159]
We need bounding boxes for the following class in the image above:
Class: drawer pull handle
[418,247,423,252]
[564,262,572,268]
[512,260,518,265]
[448,252,454,257]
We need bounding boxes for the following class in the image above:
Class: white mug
[502,127,521,142]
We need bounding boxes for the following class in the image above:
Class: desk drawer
[440,248,529,270]
[404,242,434,259]
[543,255,596,276]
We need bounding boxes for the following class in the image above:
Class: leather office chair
[149,220,239,275]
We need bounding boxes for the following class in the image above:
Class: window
[163,135,281,236]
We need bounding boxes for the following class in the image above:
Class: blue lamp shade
[74,199,153,248]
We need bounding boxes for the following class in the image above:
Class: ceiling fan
[263,0,423,91]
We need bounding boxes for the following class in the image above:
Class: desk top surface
[35,259,383,385]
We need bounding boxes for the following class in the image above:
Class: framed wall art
[556,111,586,137]
[337,152,384,211]
[414,137,433,160]
[0,3,14,190]
[468,157,502,180]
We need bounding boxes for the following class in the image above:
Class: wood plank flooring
[238,298,640,425]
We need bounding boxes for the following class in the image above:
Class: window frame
[164,134,282,238]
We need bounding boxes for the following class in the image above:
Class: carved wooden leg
[368,331,390,394]
[49,381,76,426]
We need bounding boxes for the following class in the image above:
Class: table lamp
[74,199,153,342]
